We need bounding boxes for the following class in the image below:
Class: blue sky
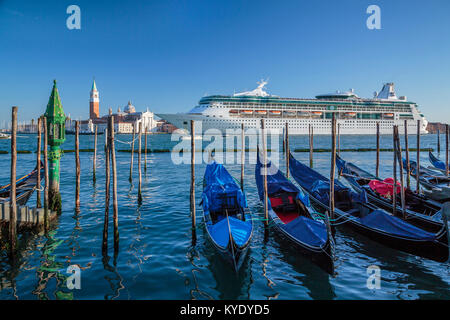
[0,0,449,123]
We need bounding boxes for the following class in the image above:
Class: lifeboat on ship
[311,111,323,117]
[240,110,253,115]
[344,112,357,117]
[298,111,310,117]
[255,110,267,115]
[284,110,296,117]
[384,113,394,118]
[269,110,282,116]
[229,109,239,115]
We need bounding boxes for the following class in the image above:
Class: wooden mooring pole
[75,121,80,211]
[190,120,196,233]
[129,123,135,183]
[309,124,314,168]
[392,126,397,216]
[376,122,380,177]
[93,125,97,183]
[337,123,341,155]
[138,122,142,204]
[109,116,119,253]
[416,120,421,193]
[404,120,410,189]
[103,127,110,255]
[437,128,441,153]
[394,126,406,218]
[241,123,244,191]
[9,106,18,257]
[285,122,289,178]
[330,114,336,225]
[261,119,269,227]
[36,117,42,208]
[144,126,148,173]
[43,117,49,230]
[446,124,449,179]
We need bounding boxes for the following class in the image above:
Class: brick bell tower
[89,79,99,119]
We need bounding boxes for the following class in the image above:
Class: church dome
[124,101,136,113]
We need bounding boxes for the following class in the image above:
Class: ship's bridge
[316,89,359,100]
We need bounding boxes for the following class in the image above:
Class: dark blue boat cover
[280,216,327,247]
[255,153,328,248]
[291,154,439,241]
[289,154,351,204]
[202,162,247,213]
[429,152,447,171]
[360,209,437,240]
[255,153,310,208]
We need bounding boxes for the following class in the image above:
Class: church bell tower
[89,79,99,119]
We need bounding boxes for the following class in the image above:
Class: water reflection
[101,254,125,300]
[32,230,72,300]
[273,231,336,300]
[203,238,253,300]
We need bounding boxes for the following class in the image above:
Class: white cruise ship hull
[157,113,428,135]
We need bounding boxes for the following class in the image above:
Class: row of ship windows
[208,104,413,112]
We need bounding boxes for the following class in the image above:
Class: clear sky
[1,0,449,123]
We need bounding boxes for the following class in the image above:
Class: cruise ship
[157,81,428,135]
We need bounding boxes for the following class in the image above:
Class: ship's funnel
[376,83,398,100]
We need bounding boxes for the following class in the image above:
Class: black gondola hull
[307,193,449,263]
[269,210,335,275]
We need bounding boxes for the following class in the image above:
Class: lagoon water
[0,133,449,300]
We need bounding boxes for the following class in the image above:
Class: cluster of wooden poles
[187,116,443,239]
[7,106,151,258]
[7,107,53,258]
[188,116,338,238]
[85,118,149,256]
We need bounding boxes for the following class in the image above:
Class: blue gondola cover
[360,210,437,240]
[202,161,247,213]
[280,216,327,247]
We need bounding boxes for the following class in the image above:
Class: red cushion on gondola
[270,196,294,208]
[277,211,298,224]
[369,178,401,197]
[270,197,283,208]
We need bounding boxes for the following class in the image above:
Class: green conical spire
[45,80,66,121]
[92,78,97,91]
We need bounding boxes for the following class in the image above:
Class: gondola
[404,157,450,191]
[289,153,449,263]
[0,162,44,206]
[429,151,449,172]
[255,152,335,274]
[336,155,444,233]
[201,161,253,272]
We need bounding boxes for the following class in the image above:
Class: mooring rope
[114,135,139,146]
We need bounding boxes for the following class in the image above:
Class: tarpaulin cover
[280,216,327,248]
[289,154,352,205]
[255,153,328,248]
[255,153,311,208]
[369,178,401,197]
[429,151,448,171]
[202,161,247,213]
[208,216,252,248]
[360,209,437,240]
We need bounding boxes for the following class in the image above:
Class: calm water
[0,132,449,300]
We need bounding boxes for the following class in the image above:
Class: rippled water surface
[0,133,449,300]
